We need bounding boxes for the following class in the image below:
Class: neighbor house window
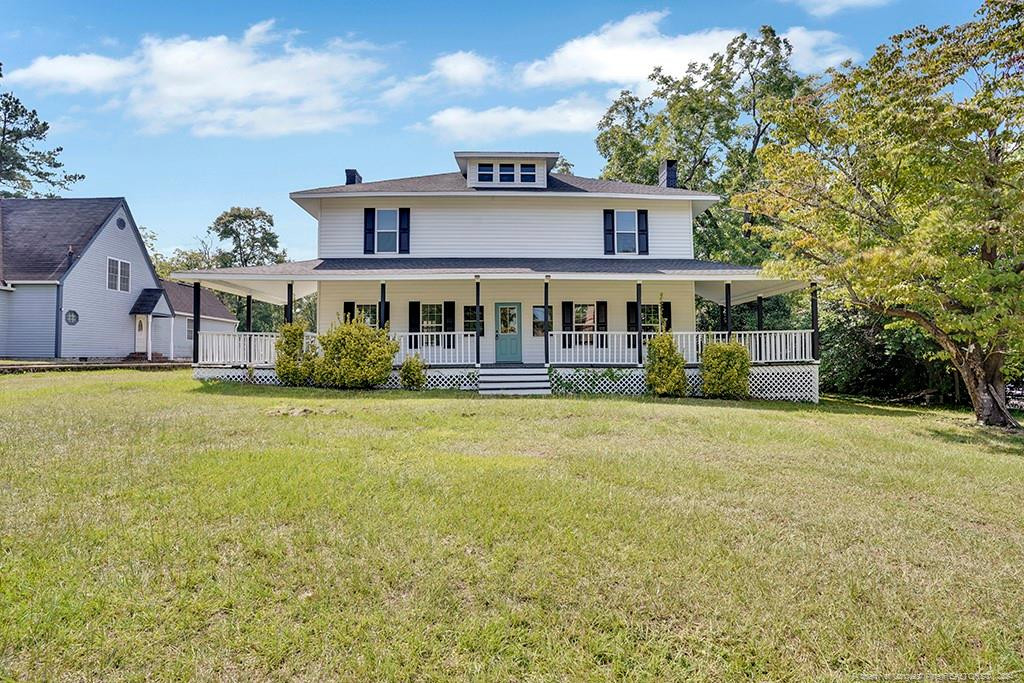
[376,209,398,253]
[574,303,596,344]
[641,303,661,333]
[107,258,130,292]
[477,163,493,182]
[186,318,194,341]
[520,163,537,183]
[532,305,552,336]
[463,305,482,333]
[499,163,515,182]
[356,304,378,327]
[615,211,637,254]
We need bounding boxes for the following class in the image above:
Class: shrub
[399,354,427,390]
[700,341,750,399]
[645,332,688,397]
[274,322,314,386]
[310,319,398,389]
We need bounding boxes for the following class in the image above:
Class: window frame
[186,317,194,341]
[520,163,537,183]
[498,163,515,183]
[531,305,552,337]
[463,305,482,333]
[614,210,638,254]
[640,303,661,333]
[420,303,443,343]
[107,257,131,293]
[355,303,379,328]
[477,163,494,183]
[375,208,399,253]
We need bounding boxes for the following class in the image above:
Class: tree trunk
[955,349,1020,429]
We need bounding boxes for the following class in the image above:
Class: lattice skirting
[193,367,479,391]
[550,364,819,403]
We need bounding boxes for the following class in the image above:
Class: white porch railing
[548,330,815,366]
[198,331,317,367]
[393,332,476,366]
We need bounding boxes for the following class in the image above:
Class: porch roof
[170,257,808,306]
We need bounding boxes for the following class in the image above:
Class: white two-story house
[175,152,819,399]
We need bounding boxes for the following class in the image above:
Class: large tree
[735,1,1023,427]
[0,64,84,197]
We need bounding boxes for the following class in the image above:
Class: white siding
[317,279,696,365]
[318,196,694,259]
[60,205,162,358]
[1,284,57,358]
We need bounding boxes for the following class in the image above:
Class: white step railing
[393,332,476,366]
[548,330,815,366]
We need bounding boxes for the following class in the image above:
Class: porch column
[475,276,481,367]
[811,281,820,361]
[379,281,387,328]
[635,281,643,366]
[245,295,252,332]
[192,282,201,364]
[169,316,174,361]
[756,296,764,331]
[543,276,550,367]
[146,314,153,361]
[285,283,294,324]
[725,282,733,340]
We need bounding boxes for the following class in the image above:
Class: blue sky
[1,0,976,259]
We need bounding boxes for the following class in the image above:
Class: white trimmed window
[499,163,515,183]
[640,304,661,333]
[355,304,378,327]
[186,317,194,341]
[376,209,398,253]
[574,303,596,344]
[615,211,638,254]
[107,258,130,292]
[477,163,494,182]
[520,163,537,183]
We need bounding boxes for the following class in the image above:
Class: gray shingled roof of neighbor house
[159,279,236,320]
[290,173,720,198]
[176,257,761,277]
[0,197,124,281]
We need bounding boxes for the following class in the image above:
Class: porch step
[478,367,551,396]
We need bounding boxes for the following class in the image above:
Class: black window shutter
[596,301,608,348]
[661,301,672,332]
[363,208,375,254]
[408,301,420,349]
[637,209,649,254]
[626,301,638,348]
[443,300,455,348]
[398,207,411,254]
[343,301,355,323]
[382,302,390,328]
[603,209,615,255]
[561,300,573,348]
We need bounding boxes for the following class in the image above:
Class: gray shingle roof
[0,198,124,281]
[129,288,167,315]
[160,278,235,320]
[177,257,759,277]
[291,172,718,199]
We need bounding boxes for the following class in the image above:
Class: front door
[134,316,147,353]
[494,302,522,363]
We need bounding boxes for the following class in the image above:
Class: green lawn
[1,370,1022,681]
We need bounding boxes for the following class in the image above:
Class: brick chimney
[345,169,362,185]
[659,159,678,188]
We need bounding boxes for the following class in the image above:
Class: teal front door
[494,302,522,363]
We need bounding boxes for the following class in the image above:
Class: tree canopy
[0,63,84,197]
[735,1,1023,427]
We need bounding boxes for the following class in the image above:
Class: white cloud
[8,54,139,92]
[519,11,737,89]
[7,20,384,137]
[782,27,859,72]
[381,50,496,104]
[424,95,605,141]
[783,0,891,18]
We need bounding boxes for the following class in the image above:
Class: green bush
[310,319,398,389]
[645,332,688,397]
[700,341,750,399]
[399,354,427,390]
[274,322,314,386]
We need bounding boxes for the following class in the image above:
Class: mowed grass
[1,370,1023,681]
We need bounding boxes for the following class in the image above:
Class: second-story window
[520,163,536,183]
[107,257,130,292]
[615,211,637,254]
[376,209,398,253]
[499,163,515,182]
[477,163,493,182]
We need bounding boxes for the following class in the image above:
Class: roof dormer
[454,151,560,189]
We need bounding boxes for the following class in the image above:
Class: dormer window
[520,163,536,183]
[499,164,515,183]
[477,163,493,183]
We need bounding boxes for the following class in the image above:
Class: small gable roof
[0,197,124,282]
[160,278,235,320]
[130,288,169,315]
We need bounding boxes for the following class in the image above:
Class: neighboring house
[175,152,820,398]
[0,197,236,360]
[159,279,237,360]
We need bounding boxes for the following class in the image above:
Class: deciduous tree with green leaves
[0,63,84,197]
[735,2,1023,427]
